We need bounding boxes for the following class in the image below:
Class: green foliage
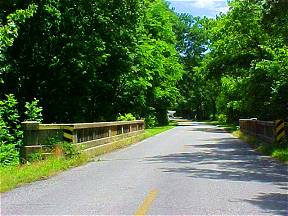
[272,148,288,162]
[144,114,157,128]
[0,155,89,192]
[175,15,213,120]
[46,136,79,158]
[117,113,136,121]
[235,130,288,162]
[1,0,182,126]
[0,94,43,167]
[25,98,43,122]
[257,143,274,156]
[217,114,228,125]
[0,142,20,167]
[0,4,37,49]
[118,0,184,125]
[176,0,288,122]
[46,136,61,147]
[57,142,79,158]
[0,94,22,167]
[256,141,288,162]
[0,4,37,81]
[27,152,43,162]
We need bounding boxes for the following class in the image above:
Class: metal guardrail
[239,119,287,143]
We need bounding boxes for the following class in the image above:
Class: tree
[176,0,288,122]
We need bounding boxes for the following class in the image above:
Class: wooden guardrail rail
[21,120,145,161]
[239,119,287,144]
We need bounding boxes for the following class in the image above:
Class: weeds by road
[204,120,288,163]
[0,155,88,192]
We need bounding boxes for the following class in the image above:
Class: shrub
[0,94,22,167]
[46,136,79,158]
[27,152,43,162]
[272,148,288,162]
[0,95,43,167]
[155,109,169,126]
[117,113,136,121]
[217,114,227,124]
[145,114,157,128]
[58,142,79,158]
[25,98,43,122]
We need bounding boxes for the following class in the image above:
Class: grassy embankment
[204,120,288,163]
[0,123,176,193]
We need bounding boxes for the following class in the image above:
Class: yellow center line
[134,189,159,216]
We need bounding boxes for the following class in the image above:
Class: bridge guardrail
[239,119,287,144]
[21,120,145,161]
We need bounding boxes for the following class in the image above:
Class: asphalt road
[1,122,288,215]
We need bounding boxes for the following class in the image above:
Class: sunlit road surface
[2,122,288,215]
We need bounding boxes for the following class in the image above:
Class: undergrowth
[205,120,288,163]
[233,130,288,162]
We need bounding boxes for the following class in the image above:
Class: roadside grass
[0,155,89,193]
[0,123,175,193]
[203,120,288,163]
[272,148,288,162]
[144,122,176,139]
[233,130,288,163]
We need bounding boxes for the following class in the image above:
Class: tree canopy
[1,0,287,124]
[176,0,288,122]
[1,0,183,125]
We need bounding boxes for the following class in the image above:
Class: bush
[0,95,43,167]
[117,113,136,121]
[145,114,157,128]
[155,109,169,126]
[256,143,274,155]
[27,152,43,162]
[209,114,215,121]
[46,136,79,158]
[217,114,227,124]
[58,142,79,158]
[272,148,288,162]
[0,141,20,167]
[0,94,22,167]
[25,98,43,122]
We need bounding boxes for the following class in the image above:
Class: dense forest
[176,0,288,123]
[1,0,183,126]
[1,0,287,165]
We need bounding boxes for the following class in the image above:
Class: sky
[167,0,229,17]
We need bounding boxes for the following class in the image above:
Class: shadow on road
[187,127,228,133]
[176,123,200,127]
[241,192,288,216]
[145,136,288,215]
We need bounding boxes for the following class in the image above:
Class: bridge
[2,121,287,215]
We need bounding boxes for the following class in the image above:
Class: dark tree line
[1,0,183,125]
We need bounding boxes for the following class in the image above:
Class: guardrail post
[275,120,285,143]
[72,127,77,143]
[22,121,40,146]
[108,126,112,137]
[21,121,40,163]
[130,124,132,133]
[63,126,76,143]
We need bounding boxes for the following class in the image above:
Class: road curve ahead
[2,122,288,215]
